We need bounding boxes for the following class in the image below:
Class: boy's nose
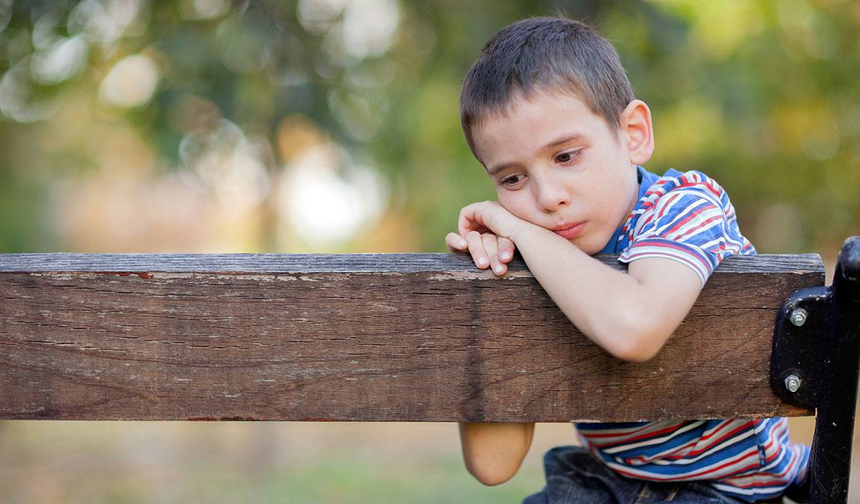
[535,177,571,212]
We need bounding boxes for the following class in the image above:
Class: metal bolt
[790,308,808,327]
[785,374,802,393]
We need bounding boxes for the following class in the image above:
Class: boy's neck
[597,166,643,255]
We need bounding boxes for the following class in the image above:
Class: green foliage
[0,0,857,255]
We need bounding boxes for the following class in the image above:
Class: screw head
[785,374,802,393]
[790,308,808,327]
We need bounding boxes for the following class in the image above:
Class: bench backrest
[0,252,823,422]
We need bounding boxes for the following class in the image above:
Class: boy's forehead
[473,88,601,152]
[491,85,589,121]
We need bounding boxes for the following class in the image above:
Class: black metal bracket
[770,236,860,504]
[771,286,830,409]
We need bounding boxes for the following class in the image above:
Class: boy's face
[471,89,644,255]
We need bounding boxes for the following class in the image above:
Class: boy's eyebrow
[541,133,585,152]
[486,133,586,176]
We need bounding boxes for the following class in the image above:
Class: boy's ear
[620,100,654,165]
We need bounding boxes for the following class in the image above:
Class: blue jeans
[522,446,758,504]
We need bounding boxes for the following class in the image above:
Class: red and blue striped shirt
[576,167,809,502]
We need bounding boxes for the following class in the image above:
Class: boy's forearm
[510,224,659,361]
[459,422,535,486]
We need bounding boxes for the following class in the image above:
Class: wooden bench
[1,237,858,503]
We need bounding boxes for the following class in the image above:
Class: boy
[444,17,809,504]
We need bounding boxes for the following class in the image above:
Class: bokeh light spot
[31,36,89,84]
[98,54,160,108]
[277,144,388,246]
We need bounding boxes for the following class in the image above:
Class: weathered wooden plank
[0,252,823,273]
[0,253,822,422]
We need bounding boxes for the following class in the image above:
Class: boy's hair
[460,17,635,158]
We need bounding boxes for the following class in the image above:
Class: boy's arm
[459,422,535,486]
[514,224,701,362]
[457,201,702,362]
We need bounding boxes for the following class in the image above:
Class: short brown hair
[460,17,635,158]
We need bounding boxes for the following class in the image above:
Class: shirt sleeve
[618,173,749,286]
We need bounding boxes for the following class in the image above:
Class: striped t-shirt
[575,166,809,503]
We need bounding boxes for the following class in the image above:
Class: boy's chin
[582,245,605,256]
[571,233,616,256]
[569,237,602,256]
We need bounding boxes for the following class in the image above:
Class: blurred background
[0,0,858,502]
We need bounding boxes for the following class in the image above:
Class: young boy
[444,17,810,504]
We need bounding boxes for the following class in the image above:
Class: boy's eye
[501,174,524,186]
[555,150,580,164]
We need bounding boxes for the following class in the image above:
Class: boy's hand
[445,201,524,276]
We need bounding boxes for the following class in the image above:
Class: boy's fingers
[498,237,516,263]
[445,232,468,252]
[465,231,490,269]
[481,233,507,276]
[458,204,482,237]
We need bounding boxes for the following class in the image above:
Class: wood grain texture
[0,253,822,422]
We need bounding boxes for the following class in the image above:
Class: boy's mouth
[552,221,586,239]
